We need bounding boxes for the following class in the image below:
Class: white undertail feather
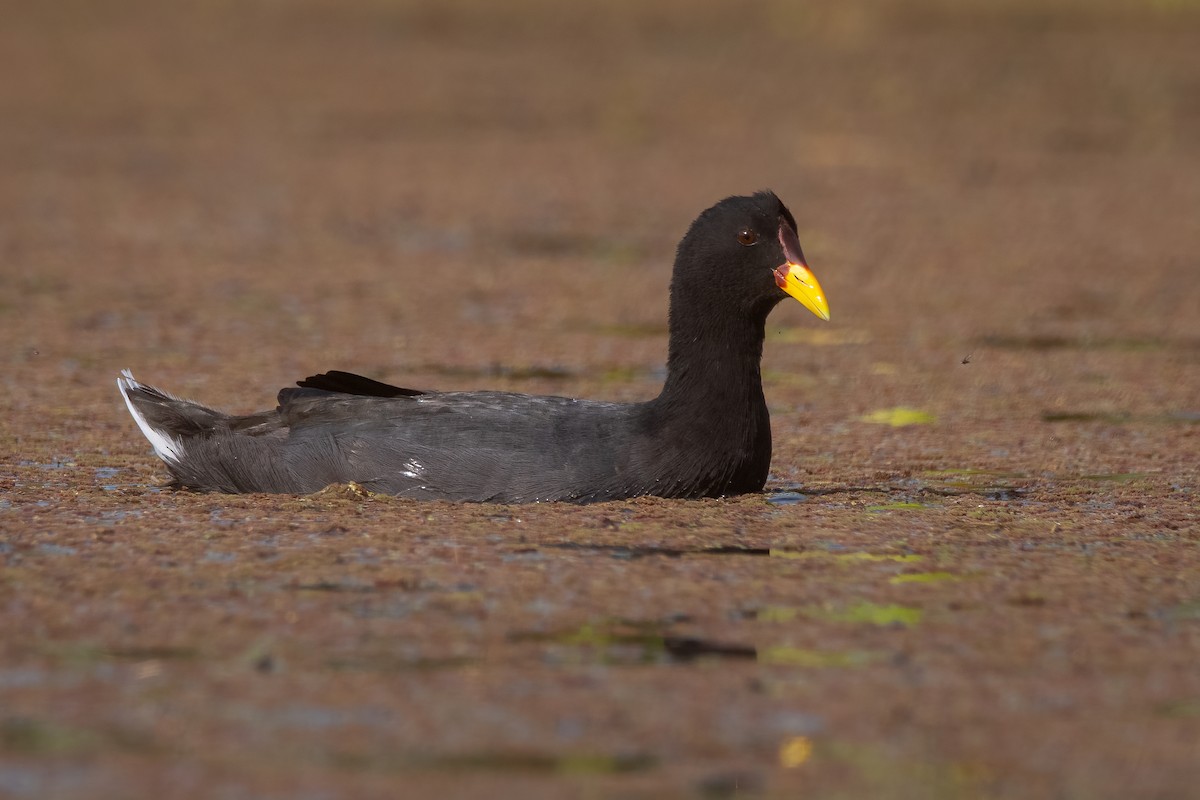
[116,369,184,464]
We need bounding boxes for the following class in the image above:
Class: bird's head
[672,191,830,323]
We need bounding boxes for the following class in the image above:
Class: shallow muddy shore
[2,1,1198,797]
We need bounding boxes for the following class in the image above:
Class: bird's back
[284,390,646,501]
[120,372,648,501]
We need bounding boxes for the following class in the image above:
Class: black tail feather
[296,370,422,398]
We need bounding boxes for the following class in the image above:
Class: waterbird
[118,191,830,502]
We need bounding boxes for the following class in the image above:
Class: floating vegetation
[1155,698,1200,719]
[758,602,922,627]
[598,365,649,384]
[509,620,755,665]
[0,717,97,755]
[890,572,959,585]
[919,468,1030,499]
[1080,473,1146,483]
[41,643,200,665]
[924,468,1025,479]
[865,502,925,512]
[1166,600,1200,622]
[860,407,936,427]
[770,550,922,564]
[758,646,877,668]
[0,716,161,757]
[820,603,922,626]
[820,739,993,796]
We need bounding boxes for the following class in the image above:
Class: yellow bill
[775,262,831,321]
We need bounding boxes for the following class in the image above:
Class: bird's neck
[637,303,773,497]
[656,301,771,421]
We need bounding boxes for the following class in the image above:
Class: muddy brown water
[2,1,1198,798]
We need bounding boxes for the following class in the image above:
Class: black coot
[118,191,830,502]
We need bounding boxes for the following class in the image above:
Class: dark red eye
[736,228,758,246]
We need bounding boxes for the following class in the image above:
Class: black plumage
[117,191,830,502]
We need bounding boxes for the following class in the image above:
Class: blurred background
[4,0,1197,403]
[1,2,1199,797]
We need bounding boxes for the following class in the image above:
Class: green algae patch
[890,571,960,585]
[0,717,161,757]
[865,502,926,512]
[825,602,922,626]
[823,739,995,797]
[759,646,878,668]
[924,467,1027,485]
[0,717,99,755]
[1166,599,1200,621]
[759,602,923,626]
[1080,472,1147,483]
[1155,698,1200,719]
[771,550,922,564]
[860,407,936,426]
[509,621,755,665]
[41,642,200,666]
